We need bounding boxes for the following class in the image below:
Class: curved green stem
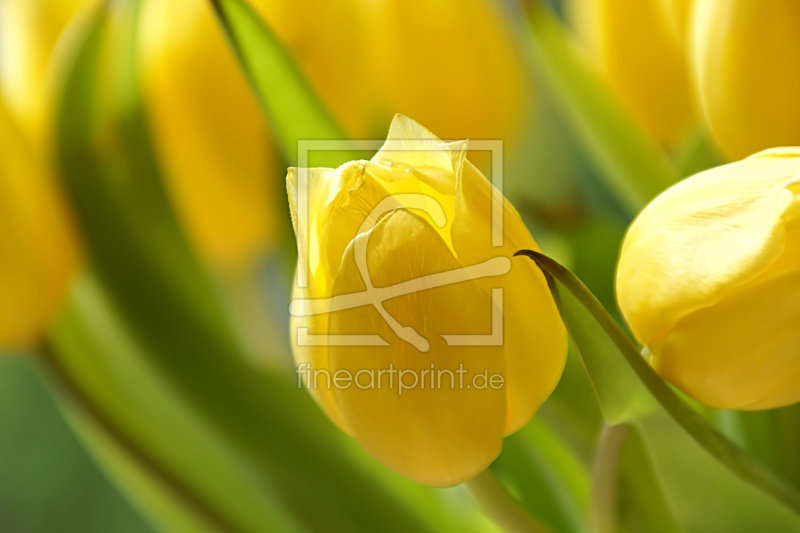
[592,424,630,533]
[517,249,800,517]
[466,469,552,533]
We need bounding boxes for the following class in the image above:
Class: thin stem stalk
[466,469,552,533]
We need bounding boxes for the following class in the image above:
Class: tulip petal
[691,1,800,159]
[452,161,567,433]
[327,209,506,487]
[650,269,800,410]
[288,164,369,293]
[372,114,456,172]
[287,165,364,432]
[570,0,693,145]
[617,151,800,345]
[0,101,79,347]
[289,280,351,434]
[140,0,279,270]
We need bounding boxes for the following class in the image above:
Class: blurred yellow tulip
[658,0,693,42]
[286,115,566,486]
[617,148,800,410]
[251,0,533,144]
[569,0,694,145]
[0,0,92,142]
[140,0,533,269]
[691,0,800,160]
[0,98,81,348]
[139,0,280,271]
[0,0,86,348]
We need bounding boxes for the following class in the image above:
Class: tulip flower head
[570,0,694,146]
[691,0,800,160]
[617,148,800,410]
[286,115,566,486]
[250,0,533,144]
[0,0,85,348]
[0,98,80,348]
[139,0,279,271]
[0,0,93,141]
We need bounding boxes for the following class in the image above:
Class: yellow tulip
[286,115,566,486]
[139,0,279,271]
[0,0,92,142]
[690,0,800,161]
[0,97,80,348]
[0,1,86,348]
[569,0,694,145]
[140,0,532,268]
[658,0,693,42]
[616,148,800,410]
[251,0,533,144]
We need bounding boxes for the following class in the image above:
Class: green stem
[592,424,630,533]
[466,469,552,533]
[517,249,800,517]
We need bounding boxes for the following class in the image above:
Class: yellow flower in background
[139,0,533,269]
[286,115,566,486]
[0,0,92,142]
[252,0,533,144]
[0,0,86,348]
[658,0,693,42]
[616,148,800,410]
[139,0,279,271]
[691,1,800,161]
[569,0,694,146]
[0,98,80,348]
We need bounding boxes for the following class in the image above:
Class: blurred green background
[0,356,152,532]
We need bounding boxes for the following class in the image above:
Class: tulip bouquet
[1,0,800,532]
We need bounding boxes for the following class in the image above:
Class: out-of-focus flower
[658,0,693,42]
[616,148,800,410]
[139,0,279,271]
[569,0,694,146]
[0,0,92,142]
[690,1,800,160]
[0,97,80,348]
[286,115,566,486]
[141,0,533,269]
[0,0,86,348]
[251,0,533,144]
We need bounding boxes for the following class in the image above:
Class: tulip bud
[0,98,80,348]
[139,0,279,270]
[616,148,800,410]
[286,115,566,486]
[569,0,694,145]
[690,1,800,160]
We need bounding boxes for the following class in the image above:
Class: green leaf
[0,356,152,533]
[516,250,800,531]
[51,2,455,531]
[617,427,682,533]
[47,275,299,533]
[525,2,679,215]
[494,419,590,533]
